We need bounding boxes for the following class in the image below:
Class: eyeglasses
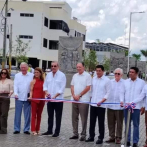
[115,73,121,75]
[1,72,7,75]
[51,65,57,68]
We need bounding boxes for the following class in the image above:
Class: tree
[102,56,110,71]
[83,50,98,71]
[12,37,30,65]
[132,53,141,67]
[140,50,147,80]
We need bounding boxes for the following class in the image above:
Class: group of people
[0,61,147,147]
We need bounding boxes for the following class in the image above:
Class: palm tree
[132,54,141,67]
[140,50,147,80]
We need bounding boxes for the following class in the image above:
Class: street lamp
[127,11,145,73]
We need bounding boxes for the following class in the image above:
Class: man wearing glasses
[42,61,66,137]
[123,67,145,147]
[106,68,124,144]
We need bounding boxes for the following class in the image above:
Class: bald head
[76,62,85,74]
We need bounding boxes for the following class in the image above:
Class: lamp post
[127,11,145,73]
[2,0,8,69]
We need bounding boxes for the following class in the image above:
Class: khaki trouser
[72,103,89,137]
[145,111,147,143]
[107,108,124,139]
[0,93,10,133]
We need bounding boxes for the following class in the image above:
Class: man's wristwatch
[79,93,82,97]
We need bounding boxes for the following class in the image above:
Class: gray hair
[51,61,59,66]
[20,62,28,68]
[114,68,123,75]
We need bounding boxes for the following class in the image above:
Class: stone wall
[58,36,83,88]
[110,52,146,74]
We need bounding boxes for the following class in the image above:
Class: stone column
[39,59,42,68]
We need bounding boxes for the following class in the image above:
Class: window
[44,17,48,27]
[50,7,62,9]
[7,35,9,39]
[49,40,59,50]
[20,13,34,17]
[7,13,11,17]
[75,31,76,37]
[19,35,33,39]
[83,34,85,41]
[50,20,69,33]
[77,32,81,37]
[43,38,48,48]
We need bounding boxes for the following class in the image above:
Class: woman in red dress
[29,67,45,135]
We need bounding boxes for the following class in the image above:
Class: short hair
[96,65,104,71]
[51,61,59,66]
[77,62,85,67]
[130,67,139,73]
[114,68,123,75]
[20,62,28,68]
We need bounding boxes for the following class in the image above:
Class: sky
[31,0,147,60]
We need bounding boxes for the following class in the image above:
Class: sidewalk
[10,88,71,109]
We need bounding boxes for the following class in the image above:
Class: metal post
[124,110,131,147]
[2,0,8,69]
[127,12,132,73]
[9,24,12,74]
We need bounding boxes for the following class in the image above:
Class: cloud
[30,0,147,60]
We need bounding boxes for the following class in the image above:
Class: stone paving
[0,101,146,147]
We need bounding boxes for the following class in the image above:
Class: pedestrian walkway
[0,101,146,147]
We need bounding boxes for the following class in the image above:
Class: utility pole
[9,24,12,74]
[2,0,8,69]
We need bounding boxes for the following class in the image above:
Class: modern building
[85,42,128,63]
[0,0,86,68]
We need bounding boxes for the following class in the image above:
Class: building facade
[0,0,86,68]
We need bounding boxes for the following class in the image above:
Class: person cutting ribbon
[42,61,66,137]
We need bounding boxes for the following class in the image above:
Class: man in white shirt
[106,68,124,144]
[123,67,145,147]
[86,65,111,144]
[69,63,92,141]
[42,61,66,137]
[14,62,34,134]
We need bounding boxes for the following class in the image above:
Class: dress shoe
[133,143,138,147]
[96,139,103,144]
[115,138,121,144]
[85,137,94,142]
[127,142,131,146]
[52,134,59,137]
[0,130,7,134]
[42,131,52,136]
[79,136,85,141]
[13,131,20,134]
[24,131,30,135]
[105,138,115,143]
[69,135,79,139]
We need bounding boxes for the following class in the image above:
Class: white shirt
[91,75,111,108]
[107,79,124,110]
[43,70,66,100]
[71,71,92,102]
[123,78,145,109]
[14,72,34,101]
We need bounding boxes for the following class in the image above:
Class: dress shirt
[43,70,66,100]
[71,71,92,102]
[91,75,111,108]
[0,78,13,93]
[107,78,124,110]
[14,72,34,101]
[123,78,145,109]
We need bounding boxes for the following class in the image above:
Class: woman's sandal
[32,132,37,135]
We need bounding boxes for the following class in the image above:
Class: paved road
[0,102,146,147]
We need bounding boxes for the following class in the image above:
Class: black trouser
[47,102,63,135]
[89,106,106,140]
[0,94,10,133]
